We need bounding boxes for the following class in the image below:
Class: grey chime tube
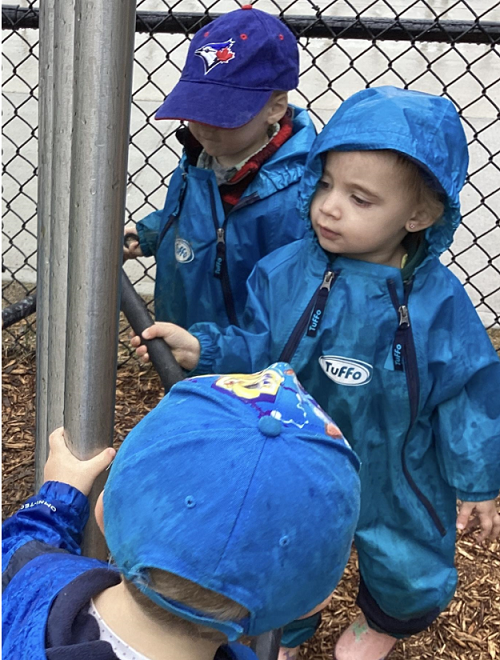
[35,0,55,489]
[63,0,136,558]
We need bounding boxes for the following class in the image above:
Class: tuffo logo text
[195,39,236,74]
[319,356,373,386]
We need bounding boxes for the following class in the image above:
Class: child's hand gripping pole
[120,267,184,391]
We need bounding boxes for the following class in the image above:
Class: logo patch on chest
[319,356,373,386]
[175,238,194,263]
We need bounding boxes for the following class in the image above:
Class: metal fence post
[46,0,76,446]
[35,0,55,489]
[36,0,76,489]
[63,0,136,559]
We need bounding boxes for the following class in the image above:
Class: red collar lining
[220,113,293,207]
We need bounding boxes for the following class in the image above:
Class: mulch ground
[2,323,500,660]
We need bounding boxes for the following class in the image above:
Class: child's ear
[266,91,288,124]
[94,490,105,536]
[406,208,435,233]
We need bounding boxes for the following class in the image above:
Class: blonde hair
[124,569,249,644]
[381,150,445,224]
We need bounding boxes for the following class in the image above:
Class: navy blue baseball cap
[104,363,360,641]
[155,6,299,128]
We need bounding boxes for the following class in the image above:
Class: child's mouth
[319,226,341,240]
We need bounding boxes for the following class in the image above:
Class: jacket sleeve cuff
[456,490,499,502]
[28,480,90,515]
[135,220,156,258]
[6,481,91,555]
[189,331,216,376]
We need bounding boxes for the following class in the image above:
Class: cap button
[258,415,282,437]
[241,4,253,9]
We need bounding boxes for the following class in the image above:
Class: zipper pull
[387,279,413,372]
[321,270,335,291]
[393,305,410,371]
[214,228,225,278]
[307,270,336,338]
[398,304,410,328]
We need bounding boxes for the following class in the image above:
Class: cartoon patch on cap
[195,39,236,74]
[210,365,347,444]
[213,368,283,402]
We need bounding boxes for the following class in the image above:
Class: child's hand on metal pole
[44,428,116,496]
[456,499,500,542]
[130,322,201,372]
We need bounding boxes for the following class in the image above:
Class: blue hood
[298,86,469,256]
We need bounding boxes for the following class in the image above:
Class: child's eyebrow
[324,160,383,201]
[350,183,382,201]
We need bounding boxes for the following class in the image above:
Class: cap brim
[155,79,274,129]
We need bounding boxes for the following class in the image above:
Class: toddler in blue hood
[132,87,500,660]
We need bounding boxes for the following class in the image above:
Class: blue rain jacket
[136,106,315,328]
[190,87,500,621]
[2,481,257,660]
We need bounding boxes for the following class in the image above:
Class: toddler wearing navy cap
[124,7,316,331]
[3,363,360,660]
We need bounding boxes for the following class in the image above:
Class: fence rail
[3,0,500,351]
[4,5,500,43]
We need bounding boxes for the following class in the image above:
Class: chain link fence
[3,0,500,353]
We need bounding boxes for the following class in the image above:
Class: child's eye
[352,194,371,207]
[317,180,331,191]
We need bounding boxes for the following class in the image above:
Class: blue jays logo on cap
[195,39,236,74]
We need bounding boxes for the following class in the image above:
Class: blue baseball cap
[155,6,299,128]
[104,363,360,641]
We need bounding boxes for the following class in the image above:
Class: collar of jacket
[305,231,434,284]
[45,567,121,659]
[177,105,316,202]
[176,125,202,165]
[219,112,293,208]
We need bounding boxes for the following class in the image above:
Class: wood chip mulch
[2,324,500,660]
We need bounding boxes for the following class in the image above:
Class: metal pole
[64,0,136,559]
[47,0,76,446]
[251,630,283,660]
[35,0,55,489]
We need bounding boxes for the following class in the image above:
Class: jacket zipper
[156,171,188,250]
[387,279,446,536]
[209,185,239,327]
[279,268,337,363]
[307,270,337,337]
[231,192,259,211]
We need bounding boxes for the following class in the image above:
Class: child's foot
[334,614,397,660]
[278,645,300,660]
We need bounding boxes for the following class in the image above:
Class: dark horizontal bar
[2,6,39,30]
[134,11,500,44]
[3,5,499,44]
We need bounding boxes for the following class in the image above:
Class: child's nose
[320,191,341,218]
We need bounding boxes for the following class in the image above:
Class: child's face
[310,151,420,267]
[188,93,286,168]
